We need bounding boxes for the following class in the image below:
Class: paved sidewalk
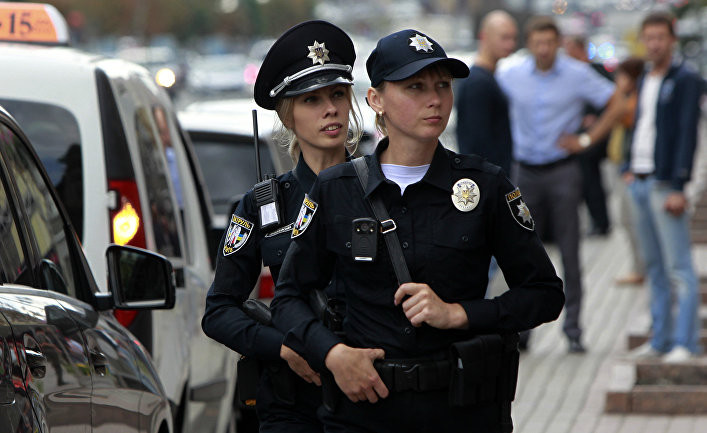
[489,119,707,433]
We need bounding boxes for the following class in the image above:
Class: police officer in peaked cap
[271,29,564,432]
[202,20,361,433]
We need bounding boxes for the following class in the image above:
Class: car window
[134,106,183,258]
[0,167,29,285]
[0,99,83,240]
[0,124,76,296]
[190,134,275,216]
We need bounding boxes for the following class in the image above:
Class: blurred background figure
[498,15,623,354]
[609,57,646,287]
[624,11,703,363]
[564,34,613,237]
[455,9,517,175]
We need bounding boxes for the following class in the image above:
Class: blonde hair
[274,85,363,162]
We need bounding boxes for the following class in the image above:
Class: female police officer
[270,29,564,433]
[201,21,361,432]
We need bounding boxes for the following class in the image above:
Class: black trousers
[257,369,323,433]
[318,389,505,433]
[577,140,610,232]
[514,159,583,340]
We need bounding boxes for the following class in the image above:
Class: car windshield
[0,99,84,240]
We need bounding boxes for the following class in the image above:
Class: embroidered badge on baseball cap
[366,29,468,87]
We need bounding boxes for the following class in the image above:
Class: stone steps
[605,280,707,414]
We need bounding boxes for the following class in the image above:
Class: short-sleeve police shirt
[272,139,564,371]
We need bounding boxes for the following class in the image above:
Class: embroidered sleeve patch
[223,214,253,256]
[506,188,535,231]
[292,194,318,238]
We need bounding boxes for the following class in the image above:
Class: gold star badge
[307,41,330,65]
[409,34,434,52]
[451,178,480,212]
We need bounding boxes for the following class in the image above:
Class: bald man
[455,10,517,174]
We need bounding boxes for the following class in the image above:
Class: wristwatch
[578,133,592,149]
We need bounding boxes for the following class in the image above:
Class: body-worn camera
[351,217,378,262]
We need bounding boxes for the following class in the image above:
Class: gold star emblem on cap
[307,41,330,65]
[409,34,434,52]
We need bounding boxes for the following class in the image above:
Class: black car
[0,105,176,433]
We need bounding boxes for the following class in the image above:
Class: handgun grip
[242,299,272,326]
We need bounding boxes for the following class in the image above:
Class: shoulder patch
[223,214,254,256]
[292,194,318,238]
[505,188,535,231]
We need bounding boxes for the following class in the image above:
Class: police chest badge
[292,194,318,238]
[223,214,253,256]
[506,188,534,231]
[451,178,480,212]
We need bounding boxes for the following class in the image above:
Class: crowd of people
[200,8,703,433]
[457,10,702,363]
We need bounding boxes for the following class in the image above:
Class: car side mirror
[106,244,176,310]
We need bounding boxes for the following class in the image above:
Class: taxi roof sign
[0,2,69,45]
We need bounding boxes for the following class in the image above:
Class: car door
[0,115,93,432]
[0,108,172,433]
[111,69,234,432]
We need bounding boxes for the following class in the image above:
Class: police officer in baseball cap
[270,28,563,433]
[202,20,360,433]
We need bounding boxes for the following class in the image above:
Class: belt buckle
[394,363,419,392]
[380,219,396,234]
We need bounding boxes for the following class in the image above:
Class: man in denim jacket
[625,11,704,362]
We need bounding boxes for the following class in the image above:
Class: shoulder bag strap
[352,157,411,285]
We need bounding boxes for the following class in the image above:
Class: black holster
[448,333,520,408]
[236,355,260,408]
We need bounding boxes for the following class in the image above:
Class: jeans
[627,177,699,353]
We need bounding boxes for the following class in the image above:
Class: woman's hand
[394,283,468,329]
[280,345,321,386]
[324,343,388,403]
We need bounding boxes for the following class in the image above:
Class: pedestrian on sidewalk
[609,57,646,287]
[497,15,625,353]
[625,11,703,363]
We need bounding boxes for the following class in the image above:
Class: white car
[0,4,237,433]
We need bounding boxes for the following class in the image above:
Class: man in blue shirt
[498,16,619,353]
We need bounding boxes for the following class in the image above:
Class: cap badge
[409,34,434,53]
[451,178,479,212]
[307,41,330,65]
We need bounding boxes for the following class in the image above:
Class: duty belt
[373,359,450,392]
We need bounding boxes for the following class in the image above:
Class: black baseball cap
[366,29,468,87]
[254,20,355,110]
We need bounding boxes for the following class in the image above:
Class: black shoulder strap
[352,157,411,285]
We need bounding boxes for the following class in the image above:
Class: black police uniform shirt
[271,139,565,371]
[203,156,329,362]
